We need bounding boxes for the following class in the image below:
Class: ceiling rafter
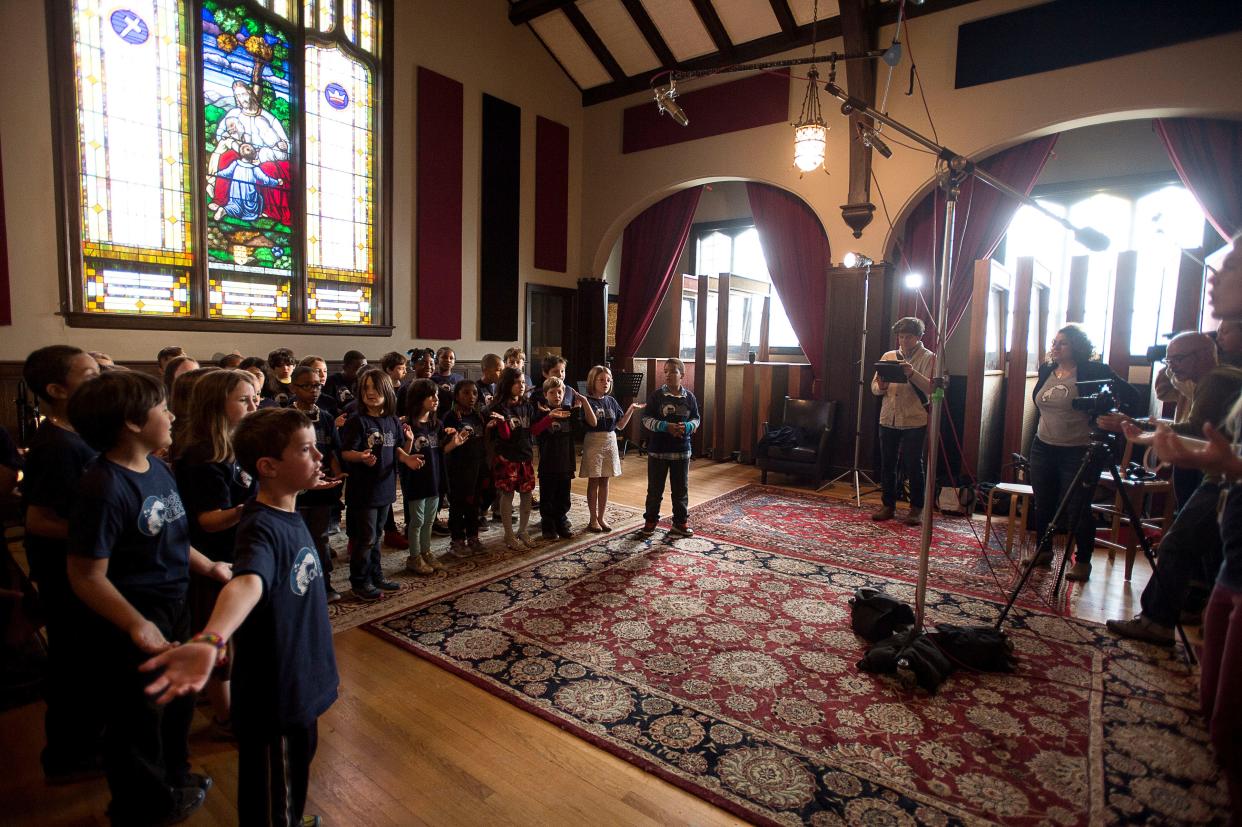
[563,2,626,82]
[583,14,843,105]
[768,0,798,36]
[837,0,878,238]
[690,0,736,56]
[509,0,575,26]
[620,0,676,67]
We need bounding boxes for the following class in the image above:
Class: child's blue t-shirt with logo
[339,412,401,507]
[231,500,339,732]
[69,455,191,601]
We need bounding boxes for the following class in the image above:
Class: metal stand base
[822,466,880,505]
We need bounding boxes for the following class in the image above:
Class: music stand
[610,371,645,456]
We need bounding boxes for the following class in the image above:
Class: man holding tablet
[870,317,936,525]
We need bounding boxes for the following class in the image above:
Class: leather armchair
[755,397,838,484]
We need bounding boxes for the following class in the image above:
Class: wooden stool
[984,483,1035,555]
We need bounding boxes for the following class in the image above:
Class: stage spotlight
[842,252,873,268]
[904,272,925,289]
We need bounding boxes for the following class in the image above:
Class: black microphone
[858,124,893,159]
[1074,226,1110,252]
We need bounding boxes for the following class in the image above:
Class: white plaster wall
[579,0,1242,277]
[0,0,583,361]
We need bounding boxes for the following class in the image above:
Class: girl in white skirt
[581,365,643,532]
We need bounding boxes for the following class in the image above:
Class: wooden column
[713,273,730,459]
[1001,257,1035,474]
[824,263,888,475]
[758,295,771,362]
[1108,250,1138,380]
[741,363,758,462]
[574,278,607,383]
[1065,255,1088,323]
[693,275,708,457]
[1171,251,1206,333]
[962,259,994,477]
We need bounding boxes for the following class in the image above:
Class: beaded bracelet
[189,632,227,651]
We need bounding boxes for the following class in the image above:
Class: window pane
[767,289,801,350]
[697,232,731,276]
[679,294,697,359]
[304,43,376,323]
[732,228,769,280]
[74,0,193,315]
[342,0,356,44]
[1131,186,1205,353]
[359,0,377,53]
[202,4,296,320]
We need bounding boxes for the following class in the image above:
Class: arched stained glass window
[53,0,390,332]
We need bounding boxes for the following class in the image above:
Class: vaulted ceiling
[509,0,983,105]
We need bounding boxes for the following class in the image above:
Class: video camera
[1070,379,1118,418]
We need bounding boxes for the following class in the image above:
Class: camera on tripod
[1069,379,1118,418]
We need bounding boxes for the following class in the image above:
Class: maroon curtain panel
[894,134,1059,350]
[614,187,703,363]
[745,182,831,379]
[1154,117,1242,241]
[416,67,464,339]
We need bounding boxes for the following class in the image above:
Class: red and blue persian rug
[689,485,1069,611]
[364,504,1226,824]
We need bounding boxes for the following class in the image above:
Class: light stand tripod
[824,262,880,504]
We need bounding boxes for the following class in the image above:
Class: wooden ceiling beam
[620,0,676,68]
[690,0,736,56]
[768,0,798,36]
[563,3,626,82]
[583,15,843,105]
[509,0,575,25]
[837,0,878,238]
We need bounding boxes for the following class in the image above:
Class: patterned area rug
[364,527,1227,826]
[689,485,1070,611]
[326,494,640,631]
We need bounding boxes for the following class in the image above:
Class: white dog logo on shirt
[138,492,185,537]
[290,547,322,596]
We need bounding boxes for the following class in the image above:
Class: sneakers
[325,586,343,604]
[383,529,409,550]
[406,554,434,575]
[556,524,574,540]
[638,520,657,537]
[373,578,400,592]
[1065,560,1092,582]
[110,785,206,826]
[541,528,559,540]
[467,536,484,552]
[449,539,470,558]
[431,519,451,536]
[352,584,382,601]
[1028,550,1054,568]
[669,524,694,538]
[175,772,213,794]
[871,506,895,522]
[421,550,447,571]
[905,508,922,526]
[1106,614,1174,645]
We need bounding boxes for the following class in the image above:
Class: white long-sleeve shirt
[871,344,935,429]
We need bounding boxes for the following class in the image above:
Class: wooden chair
[983,483,1035,556]
[1089,441,1175,581]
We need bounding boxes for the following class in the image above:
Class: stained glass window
[73,0,193,317]
[58,0,386,328]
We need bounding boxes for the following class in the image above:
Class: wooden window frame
[46,0,395,335]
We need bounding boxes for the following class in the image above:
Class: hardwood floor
[1,458,1159,825]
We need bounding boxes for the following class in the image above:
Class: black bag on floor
[857,631,954,693]
[849,587,915,643]
[930,623,1017,672]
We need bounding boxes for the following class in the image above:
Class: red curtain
[1154,117,1242,242]
[745,182,832,379]
[614,186,703,363]
[894,134,1059,350]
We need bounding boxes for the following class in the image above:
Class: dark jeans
[1141,481,1223,627]
[97,594,194,821]
[645,457,689,526]
[347,504,390,589]
[1029,437,1095,563]
[448,464,485,540]
[237,720,318,827]
[539,475,572,531]
[879,425,926,509]
[298,505,334,577]
[33,554,105,772]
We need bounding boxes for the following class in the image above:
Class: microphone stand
[824,262,880,504]
[820,81,1106,641]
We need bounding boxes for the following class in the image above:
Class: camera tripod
[993,429,1195,661]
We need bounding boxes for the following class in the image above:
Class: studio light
[842,252,873,268]
[903,272,925,289]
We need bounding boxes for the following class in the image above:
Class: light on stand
[903,272,925,290]
[842,252,873,268]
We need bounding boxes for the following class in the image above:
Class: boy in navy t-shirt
[290,365,345,603]
[531,377,589,539]
[639,358,701,538]
[67,371,230,825]
[21,345,101,780]
[142,407,339,827]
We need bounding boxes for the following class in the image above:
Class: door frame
[525,282,577,376]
